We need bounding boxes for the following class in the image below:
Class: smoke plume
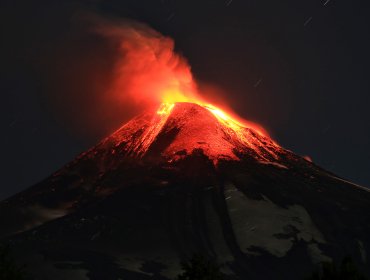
[42,13,201,141]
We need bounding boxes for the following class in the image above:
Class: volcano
[1,102,369,279]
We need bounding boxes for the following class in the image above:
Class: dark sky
[1,0,370,199]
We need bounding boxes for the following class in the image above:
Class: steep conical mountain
[1,102,369,280]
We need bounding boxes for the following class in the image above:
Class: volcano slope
[1,102,369,280]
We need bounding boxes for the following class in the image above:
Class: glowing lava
[157,103,175,115]
[99,20,275,160]
[110,101,281,164]
[152,98,274,162]
[156,100,268,138]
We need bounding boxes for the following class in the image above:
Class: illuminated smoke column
[94,18,202,108]
[43,15,266,139]
[93,18,267,136]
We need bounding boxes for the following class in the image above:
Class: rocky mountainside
[1,102,369,280]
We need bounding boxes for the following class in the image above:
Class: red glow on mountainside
[303,155,313,162]
[157,101,268,138]
[111,102,280,163]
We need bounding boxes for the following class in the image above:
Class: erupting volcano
[1,19,370,280]
[1,100,370,280]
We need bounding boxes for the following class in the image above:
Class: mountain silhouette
[1,102,369,279]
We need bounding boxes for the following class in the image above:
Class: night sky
[1,0,370,200]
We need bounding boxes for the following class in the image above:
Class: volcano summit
[1,102,369,279]
[110,102,280,162]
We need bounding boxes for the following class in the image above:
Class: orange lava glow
[101,19,268,138]
[157,98,268,137]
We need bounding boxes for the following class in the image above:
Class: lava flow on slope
[1,20,370,280]
[1,100,370,280]
[108,102,282,164]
